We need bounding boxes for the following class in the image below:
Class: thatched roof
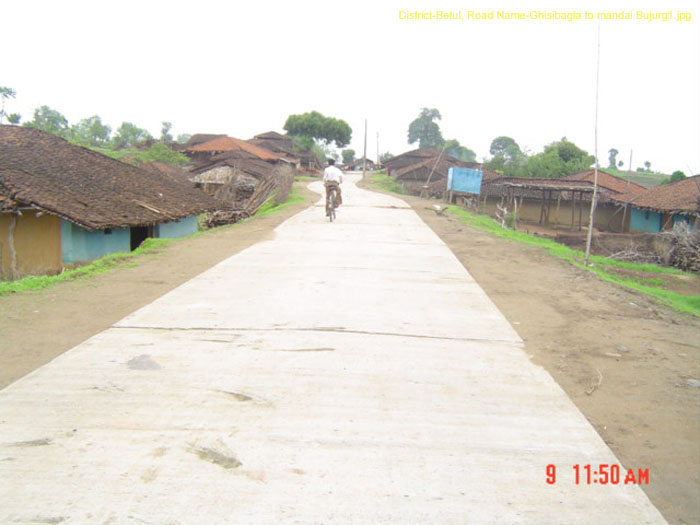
[383,149,442,170]
[0,125,221,230]
[630,175,700,215]
[394,154,473,181]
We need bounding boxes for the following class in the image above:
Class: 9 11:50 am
[546,464,650,485]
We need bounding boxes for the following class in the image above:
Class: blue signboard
[447,167,483,195]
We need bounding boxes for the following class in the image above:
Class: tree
[283,111,352,148]
[524,138,594,178]
[142,143,188,166]
[444,139,476,162]
[668,170,686,183]
[70,115,111,146]
[407,108,444,149]
[608,148,619,169]
[160,121,173,142]
[644,161,651,172]
[23,105,70,137]
[0,86,17,124]
[111,122,153,149]
[342,149,356,164]
[487,136,526,176]
[7,113,21,125]
[618,160,624,168]
[176,133,192,144]
[379,152,394,163]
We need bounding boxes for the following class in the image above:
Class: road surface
[0,174,665,523]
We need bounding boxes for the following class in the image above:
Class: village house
[479,169,649,232]
[628,175,699,232]
[248,131,321,170]
[0,125,221,279]
[342,157,378,171]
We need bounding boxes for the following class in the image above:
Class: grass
[364,174,698,316]
[446,206,699,315]
[367,171,407,194]
[0,237,173,296]
[0,185,309,297]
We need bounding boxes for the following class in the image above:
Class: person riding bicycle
[322,159,343,214]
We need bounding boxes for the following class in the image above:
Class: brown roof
[394,154,473,181]
[0,125,222,230]
[562,170,647,201]
[384,149,442,170]
[191,158,272,181]
[630,175,700,214]
[184,133,226,147]
[186,136,279,161]
[140,161,194,182]
[253,131,286,141]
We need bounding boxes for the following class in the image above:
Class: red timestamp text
[546,464,650,485]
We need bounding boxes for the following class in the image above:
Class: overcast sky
[3,0,698,174]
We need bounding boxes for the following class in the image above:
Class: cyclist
[322,159,343,215]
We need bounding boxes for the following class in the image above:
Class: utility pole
[585,25,601,265]
[362,119,367,179]
[376,132,379,164]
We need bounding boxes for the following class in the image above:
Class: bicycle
[326,186,337,222]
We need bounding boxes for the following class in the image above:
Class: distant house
[0,126,221,279]
[343,158,377,171]
[383,149,442,173]
[479,169,655,232]
[249,131,320,170]
[185,136,281,164]
[190,157,274,200]
[394,154,488,197]
[628,175,700,232]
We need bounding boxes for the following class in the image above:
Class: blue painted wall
[155,216,198,238]
[448,167,483,194]
[672,215,697,230]
[61,220,130,264]
[630,209,662,233]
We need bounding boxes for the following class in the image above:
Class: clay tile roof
[394,154,474,180]
[253,131,286,140]
[630,175,700,214]
[186,136,279,161]
[562,170,647,201]
[0,125,222,230]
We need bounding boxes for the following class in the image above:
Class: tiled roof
[630,175,700,214]
[0,125,222,230]
[394,154,473,180]
[562,170,647,201]
[186,136,279,161]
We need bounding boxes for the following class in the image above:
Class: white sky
[3,0,699,174]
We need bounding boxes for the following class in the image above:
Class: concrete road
[1,174,665,523]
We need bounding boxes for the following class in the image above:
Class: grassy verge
[446,205,699,316]
[367,171,407,194]
[0,238,173,296]
[0,185,310,297]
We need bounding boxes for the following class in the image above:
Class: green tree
[7,113,21,125]
[176,133,192,144]
[444,139,476,162]
[23,105,70,137]
[283,111,352,148]
[70,115,111,146]
[379,152,394,163]
[160,121,173,142]
[342,149,356,164]
[608,148,619,169]
[487,136,526,176]
[617,160,624,168]
[142,142,189,166]
[668,170,686,183]
[111,122,153,149]
[644,161,651,172]
[0,86,17,124]
[524,138,594,178]
[407,108,444,149]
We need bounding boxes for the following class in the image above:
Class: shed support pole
[8,214,18,280]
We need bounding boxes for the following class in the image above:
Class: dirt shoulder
[1,180,697,523]
[397,191,699,525]
[0,183,317,390]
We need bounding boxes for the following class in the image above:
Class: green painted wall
[155,216,198,238]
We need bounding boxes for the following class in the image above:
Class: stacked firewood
[665,222,700,272]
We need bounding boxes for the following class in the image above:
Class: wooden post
[8,213,18,280]
[555,193,562,228]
